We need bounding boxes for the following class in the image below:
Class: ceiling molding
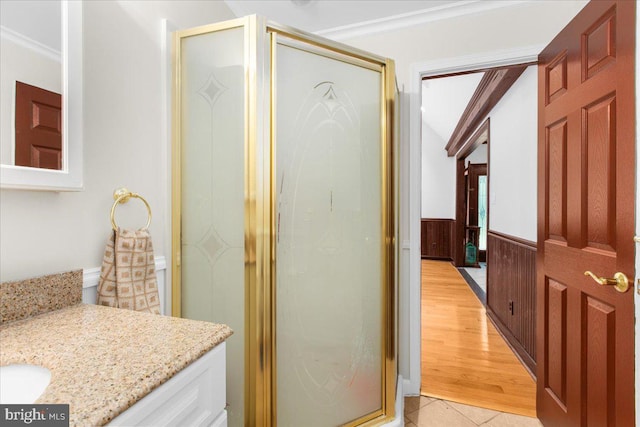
[316,0,532,41]
[0,25,61,63]
[413,44,543,79]
[445,65,527,157]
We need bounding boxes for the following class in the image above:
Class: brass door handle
[584,271,630,293]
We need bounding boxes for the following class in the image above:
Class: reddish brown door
[15,81,62,170]
[537,1,635,426]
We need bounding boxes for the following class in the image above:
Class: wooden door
[15,81,62,170]
[537,1,635,426]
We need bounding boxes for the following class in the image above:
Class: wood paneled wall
[421,219,454,260]
[486,231,537,376]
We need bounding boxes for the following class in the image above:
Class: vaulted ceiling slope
[222,0,533,39]
[422,73,484,146]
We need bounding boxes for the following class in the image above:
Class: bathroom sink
[0,364,51,404]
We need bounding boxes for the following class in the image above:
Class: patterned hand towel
[97,228,161,314]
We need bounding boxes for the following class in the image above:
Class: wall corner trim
[0,25,62,63]
[412,45,543,79]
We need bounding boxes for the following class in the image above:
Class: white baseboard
[82,256,167,315]
[403,377,420,397]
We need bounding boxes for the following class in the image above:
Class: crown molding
[0,25,61,63]
[316,0,532,41]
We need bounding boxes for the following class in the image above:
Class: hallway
[421,260,537,417]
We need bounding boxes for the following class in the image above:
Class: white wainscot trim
[83,256,167,315]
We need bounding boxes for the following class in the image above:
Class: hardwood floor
[421,259,537,417]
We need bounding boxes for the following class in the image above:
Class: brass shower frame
[172,16,396,427]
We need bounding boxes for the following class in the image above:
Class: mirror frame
[0,0,83,191]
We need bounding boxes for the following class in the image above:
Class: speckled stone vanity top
[0,303,233,426]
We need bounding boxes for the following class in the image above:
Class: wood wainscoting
[486,230,536,376]
[421,219,454,260]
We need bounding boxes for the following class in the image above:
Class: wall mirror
[0,0,82,191]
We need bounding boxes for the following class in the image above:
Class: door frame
[406,45,544,395]
[635,9,640,427]
[454,119,490,267]
[408,39,639,422]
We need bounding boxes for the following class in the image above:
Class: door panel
[275,40,384,426]
[537,1,635,426]
[15,81,62,170]
[584,296,615,427]
[178,27,246,427]
[584,94,616,252]
[545,278,567,408]
[546,120,568,243]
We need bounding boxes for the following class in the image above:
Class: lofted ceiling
[422,73,484,146]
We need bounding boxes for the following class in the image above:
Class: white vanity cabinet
[109,342,227,427]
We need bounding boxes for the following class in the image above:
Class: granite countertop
[0,303,233,426]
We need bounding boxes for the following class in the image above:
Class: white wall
[422,64,536,241]
[421,72,483,219]
[422,65,537,239]
[488,66,537,242]
[466,143,487,165]
[421,120,455,218]
[344,1,589,88]
[0,1,236,284]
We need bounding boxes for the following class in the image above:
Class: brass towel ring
[110,187,152,231]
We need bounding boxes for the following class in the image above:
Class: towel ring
[110,187,152,231]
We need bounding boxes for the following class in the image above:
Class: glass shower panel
[179,27,245,427]
[275,42,383,426]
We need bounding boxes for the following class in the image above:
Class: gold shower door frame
[172,16,396,426]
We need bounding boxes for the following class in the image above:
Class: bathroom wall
[488,66,537,242]
[0,1,236,283]
[342,1,588,88]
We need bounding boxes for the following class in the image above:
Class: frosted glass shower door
[275,40,384,426]
[178,25,245,427]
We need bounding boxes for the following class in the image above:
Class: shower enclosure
[172,16,396,426]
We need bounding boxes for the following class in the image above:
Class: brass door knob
[584,271,630,293]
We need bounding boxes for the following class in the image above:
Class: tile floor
[404,396,543,427]
[462,262,486,293]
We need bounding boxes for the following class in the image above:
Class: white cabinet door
[109,342,226,427]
